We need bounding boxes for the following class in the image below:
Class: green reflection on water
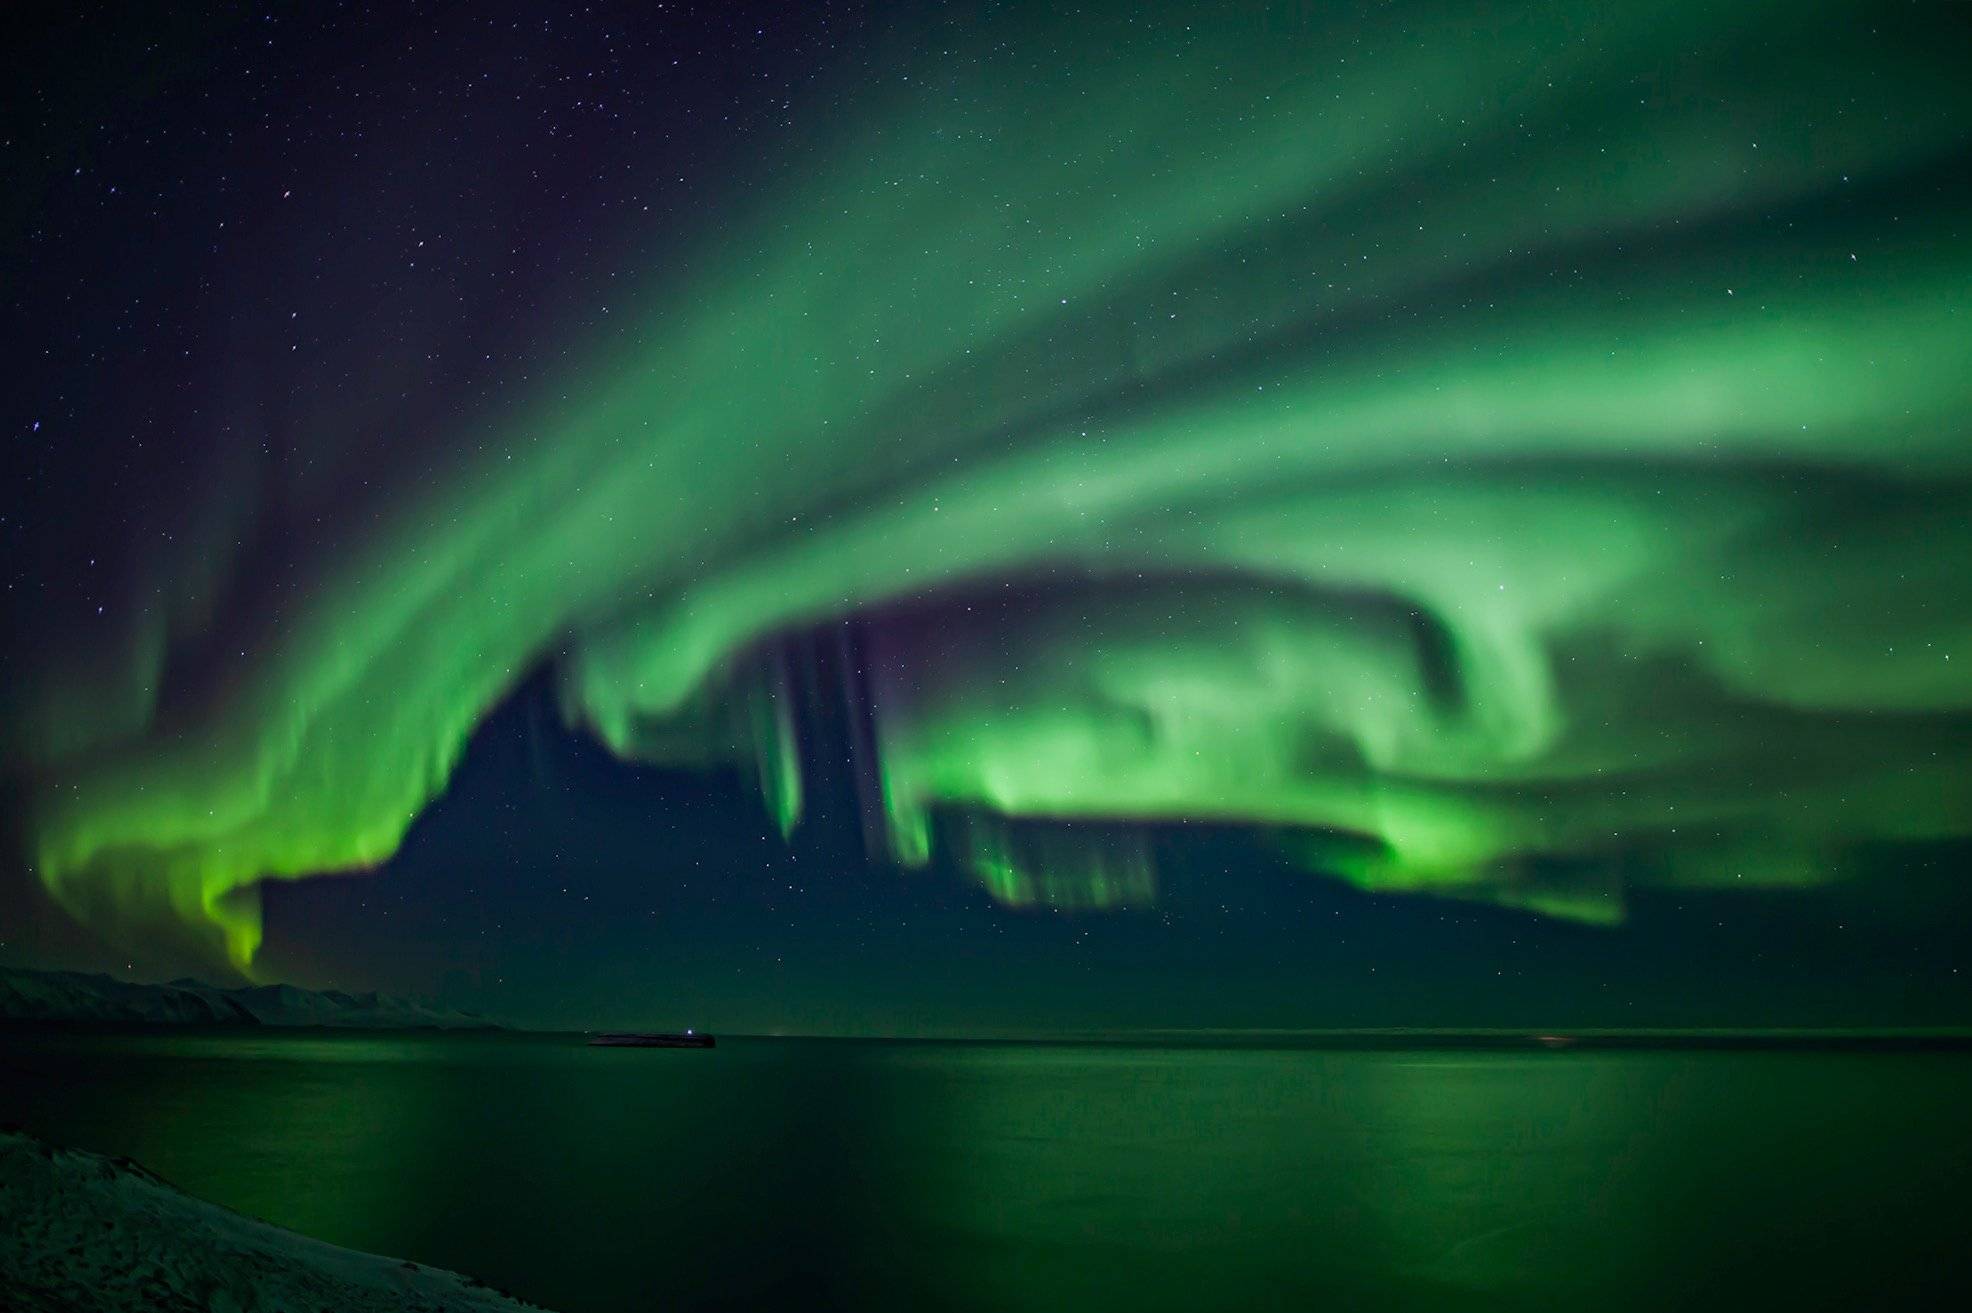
[1,1033,1968,1311]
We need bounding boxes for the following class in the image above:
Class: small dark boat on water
[588,1031,715,1048]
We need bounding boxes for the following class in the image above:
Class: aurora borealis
[6,0,1972,994]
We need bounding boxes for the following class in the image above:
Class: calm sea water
[2,1032,1968,1311]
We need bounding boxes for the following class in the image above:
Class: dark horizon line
[10,1017,1972,1050]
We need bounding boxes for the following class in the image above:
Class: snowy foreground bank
[0,1131,548,1312]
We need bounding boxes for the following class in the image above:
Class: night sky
[5,1,1971,1034]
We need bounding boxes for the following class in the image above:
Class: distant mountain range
[0,965,499,1030]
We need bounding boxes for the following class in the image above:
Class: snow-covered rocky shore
[0,1131,549,1312]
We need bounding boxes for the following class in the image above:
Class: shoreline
[0,1130,550,1313]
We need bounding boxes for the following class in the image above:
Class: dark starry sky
[5,1,1971,1033]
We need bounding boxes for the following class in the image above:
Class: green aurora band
[11,0,1972,968]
